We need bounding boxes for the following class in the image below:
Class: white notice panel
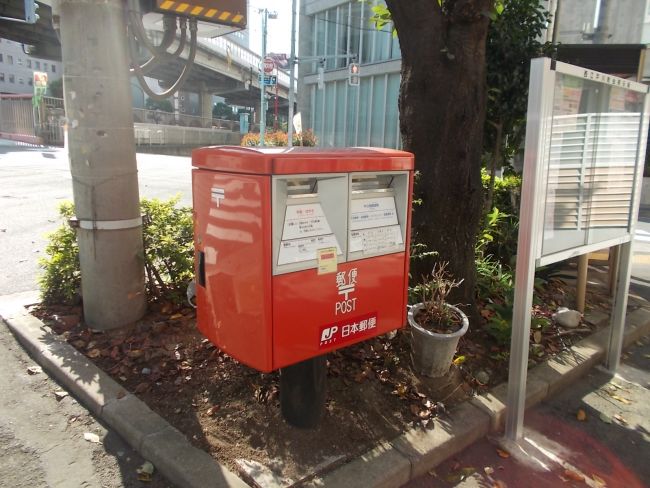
[278,203,341,265]
[350,197,399,230]
[278,234,342,265]
[282,203,333,240]
[349,225,404,253]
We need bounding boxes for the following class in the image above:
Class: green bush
[39,196,194,306]
[39,202,80,304]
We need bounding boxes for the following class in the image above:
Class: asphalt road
[0,292,174,488]
[0,142,192,296]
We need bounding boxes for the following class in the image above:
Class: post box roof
[192,146,414,174]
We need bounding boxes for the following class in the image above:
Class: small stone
[141,368,151,375]
[553,307,582,328]
[27,366,42,375]
[54,391,69,401]
[475,370,490,385]
[52,314,80,330]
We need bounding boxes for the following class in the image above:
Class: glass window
[7,55,13,65]
[26,59,31,68]
[325,8,337,70]
[0,54,3,63]
[370,76,386,146]
[334,80,347,146]
[35,61,40,69]
[360,2,373,64]
[9,74,14,83]
[44,63,48,71]
[385,73,400,148]
[336,5,349,69]
[17,58,22,66]
[313,84,324,139]
[390,30,401,59]
[348,3,362,63]
[18,77,24,84]
[357,77,371,145]
[346,81,359,146]
[315,13,326,67]
[0,73,4,82]
[51,64,55,73]
[323,82,335,146]
[28,79,32,86]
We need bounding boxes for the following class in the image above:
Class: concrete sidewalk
[404,335,650,488]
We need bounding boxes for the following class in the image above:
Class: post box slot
[348,172,409,260]
[273,174,348,275]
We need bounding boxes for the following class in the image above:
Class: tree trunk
[386,0,492,313]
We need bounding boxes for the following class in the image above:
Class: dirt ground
[30,270,613,485]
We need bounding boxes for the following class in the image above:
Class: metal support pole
[259,9,267,147]
[59,0,146,330]
[287,0,297,148]
[606,240,633,371]
[576,253,588,313]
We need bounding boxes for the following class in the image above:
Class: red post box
[192,146,414,372]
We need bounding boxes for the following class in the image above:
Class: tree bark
[385,0,492,313]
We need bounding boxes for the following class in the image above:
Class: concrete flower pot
[408,303,469,377]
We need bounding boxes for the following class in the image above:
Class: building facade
[0,38,62,95]
[298,0,402,148]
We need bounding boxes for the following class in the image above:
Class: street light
[259,9,278,147]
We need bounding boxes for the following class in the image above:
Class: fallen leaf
[410,404,421,417]
[87,349,101,359]
[484,466,495,475]
[563,469,585,482]
[599,413,612,424]
[576,409,587,421]
[613,414,628,425]
[27,366,42,375]
[533,330,542,344]
[206,405,219,416]
[134,382,150,393]
[496,448,510,459]
[592,474,606,487]
[137,461,155,481]
[453,355,466,366]
[610,394,632,405]
[83,432,101,443]
[116,390,126,399]
[169,313,184,320]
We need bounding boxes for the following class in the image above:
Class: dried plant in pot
[408,262,469,377]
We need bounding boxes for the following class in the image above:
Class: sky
[246,0,297,56]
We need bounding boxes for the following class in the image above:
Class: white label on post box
[350,197,399,230]
[349,224,403,254]
[282,203,333,240]
[278,234,342,265]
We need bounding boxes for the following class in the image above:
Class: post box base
[280,355,327,428]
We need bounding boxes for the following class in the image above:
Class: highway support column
[58,0,146,330]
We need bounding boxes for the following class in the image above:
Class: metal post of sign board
[504,57,555,441]
[606,91,650,370]
[505,58,650,441]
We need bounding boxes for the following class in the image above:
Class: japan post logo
[320,326,339,345]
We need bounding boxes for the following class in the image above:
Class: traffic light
[24,1,39,24]
[348,63,360,87]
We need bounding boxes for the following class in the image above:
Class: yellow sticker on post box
[317,247,338,275]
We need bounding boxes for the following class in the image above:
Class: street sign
[263,56,275,74]
[258,74,277,86]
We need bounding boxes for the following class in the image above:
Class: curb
[2,291,650,488]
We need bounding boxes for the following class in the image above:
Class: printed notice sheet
[278,203,341,265]
[282,203,333,240]
[349,197,403,254]
[350,197,399,230]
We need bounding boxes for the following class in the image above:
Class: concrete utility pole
[58,0,146,330]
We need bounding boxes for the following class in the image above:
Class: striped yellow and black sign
[155,0,246,26]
